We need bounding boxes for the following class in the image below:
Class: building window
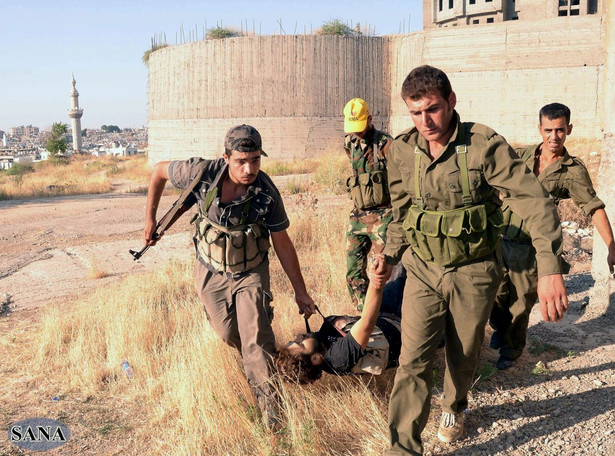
[571,0,579,5]
[570,8,580,14]
[449,0,453,9]
[559,0,568,6]
[473,19,479,24]
[485,0,492,2]
[588,0,598,13]
[469,0,476,4]
[487,17,494,23]
[439,0,443,11]
[558,10,568,15]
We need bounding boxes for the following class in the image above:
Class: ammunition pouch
[193,216,271,274]
[346,170,390,210]
[402,203,503,267]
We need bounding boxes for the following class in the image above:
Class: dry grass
[261,158,319,176]
[0,197,399,455]
[0,155,151,200]
[312,150,349,195]
[87,257,112,280]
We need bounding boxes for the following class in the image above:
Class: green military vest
[191,170,271,274]
[402,127,503,267]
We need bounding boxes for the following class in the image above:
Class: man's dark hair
[539,103,571,125]
[401,65,453,101]
[275,348,323,384]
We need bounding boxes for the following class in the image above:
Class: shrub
[142,44,168,65]
[5,163,34,176]
[207,26,243,39]
[317,19,358,37]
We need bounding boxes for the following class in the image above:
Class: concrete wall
[592,1,614,287]
[148,15,605,164]
[148,35,390,163]
[389,15,605,144]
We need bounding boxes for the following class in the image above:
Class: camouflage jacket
[344,127,392,176]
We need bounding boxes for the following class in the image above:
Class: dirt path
[0,192,195,311]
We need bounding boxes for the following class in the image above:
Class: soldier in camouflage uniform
[370,66,568,454]
[343,98,393,311]
[490,103,615,370]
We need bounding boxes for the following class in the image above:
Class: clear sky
[0,1,423,132]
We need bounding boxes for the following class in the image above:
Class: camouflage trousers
[345,207,393,311]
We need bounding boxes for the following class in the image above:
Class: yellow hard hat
[343,98,370,133]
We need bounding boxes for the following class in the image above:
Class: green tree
[317,19,358,36]
[101,125,121,133]
[45,122,69,157]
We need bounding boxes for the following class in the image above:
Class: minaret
[68,75,84,153]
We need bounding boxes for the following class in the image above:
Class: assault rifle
[129,163,207,261]
[128,199,194,260]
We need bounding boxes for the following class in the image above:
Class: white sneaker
[437,411,464,443]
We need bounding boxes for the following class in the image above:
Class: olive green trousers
[386,251,502,455]
[490,238,539,361]
[195,258,277,405]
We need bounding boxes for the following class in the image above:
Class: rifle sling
[157,161,208,235]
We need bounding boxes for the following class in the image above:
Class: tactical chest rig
[402,128,503,267]
[345,135,390,210]
[191,168,271,274]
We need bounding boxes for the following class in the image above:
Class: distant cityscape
[0,125,148,170]
[0,76,147,170]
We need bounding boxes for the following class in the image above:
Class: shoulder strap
[455,124,472,207]
[203,165,253,224]
[158,161,208,232]
[414,146,423,209]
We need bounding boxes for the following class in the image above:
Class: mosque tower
[68,75,84,153]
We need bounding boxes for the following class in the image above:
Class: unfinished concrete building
[423,0,604,28]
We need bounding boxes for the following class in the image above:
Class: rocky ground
[0,183,614,455]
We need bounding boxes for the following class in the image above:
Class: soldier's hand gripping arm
[144,161,171,246]
[350,255,387,349]
[271,230,316,318]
